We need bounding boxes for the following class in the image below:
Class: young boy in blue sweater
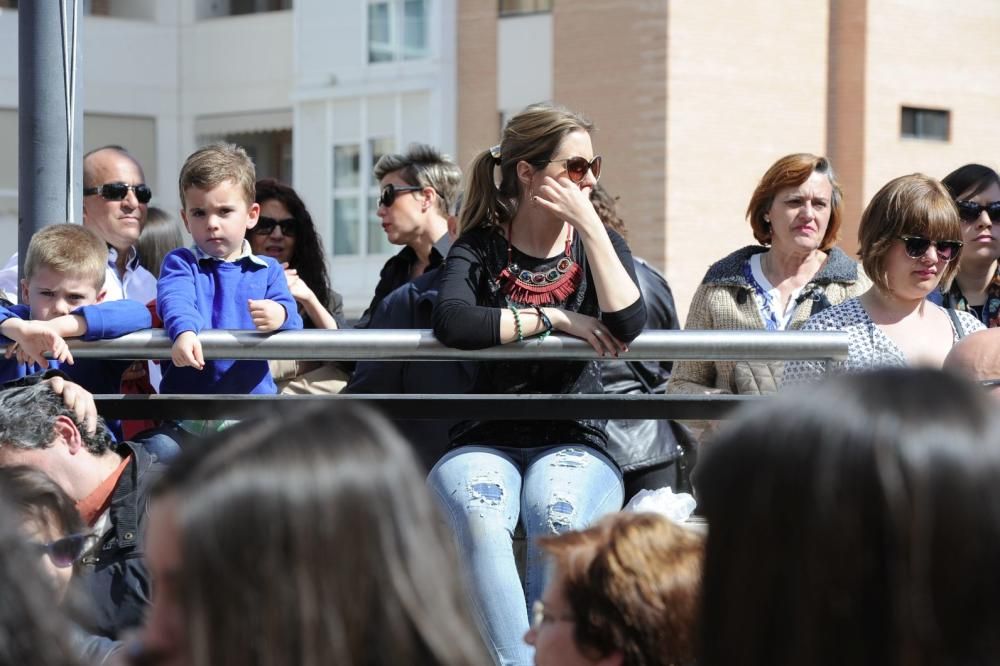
[157,143,302,394]
[0,224,152,390]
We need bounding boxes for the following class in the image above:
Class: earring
[763,215,771,226]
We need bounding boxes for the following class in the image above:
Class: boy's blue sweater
[156,247,303,395]
[0,300,153,441]
[0,300,152,390]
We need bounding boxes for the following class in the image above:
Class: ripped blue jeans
[428,445,623,666]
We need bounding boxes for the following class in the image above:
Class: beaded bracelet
[508,302,524,342]
[533,305,553,341]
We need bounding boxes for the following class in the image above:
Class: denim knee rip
[467,473,504,508]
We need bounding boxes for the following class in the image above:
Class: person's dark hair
[137,207,185,279]
[155,403,487,666]
[250,178,332,313]
[858,173,962,293]
[0,494,81,665]
[0,383,113,456]
[746,153,843,250]
[696,368,1000,666]
[590,183,626,238]
[539,512,702,666]
[941,163,1000,201]
[460,103,594,234]
[0,466,84,540]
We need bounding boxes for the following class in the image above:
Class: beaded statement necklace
[498,221,583,305]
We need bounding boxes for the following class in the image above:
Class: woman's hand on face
[533,176,602,234]
[283,266,316,304]
[548,309,627,357]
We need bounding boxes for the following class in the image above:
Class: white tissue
[623,486,697,524]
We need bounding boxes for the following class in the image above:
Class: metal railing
[67,329,848,421]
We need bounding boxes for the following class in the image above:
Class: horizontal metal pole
[95,393,763,421]
[68,329,849,362]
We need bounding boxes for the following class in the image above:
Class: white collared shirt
[190,239,269,268]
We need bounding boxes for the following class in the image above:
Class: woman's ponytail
[458,149,505,235]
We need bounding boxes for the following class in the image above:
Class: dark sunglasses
[899,235,963,262]
[546,155,602,183]
[379,184,426,208]
[83,182,152,204]
[31,532,94,568]
[253,216,297,236]
[956,200,1000,223]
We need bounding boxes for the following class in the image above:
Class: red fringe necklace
[498,221,583,306]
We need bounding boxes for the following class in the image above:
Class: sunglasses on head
[253,216,297,237]
[32,532,94,568]
[546,155,602,183]
[899,235,963,262]
[956,200,1000,223]
[379,184,425,209]
[83,182,152,204]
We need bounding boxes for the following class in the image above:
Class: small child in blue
[0,224,152,394]
[158,142,302,395]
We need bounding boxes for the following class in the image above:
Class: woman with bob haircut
[524,512,703,666]
[133,403,488,666]
[785,174,983,383]
[0,466,122,664]
[0,492,82,666]
[932,164,1000,327]
[668,153,868,399]
[696,367,1000,666]
[248,178,349,393]
[431,103,646,666]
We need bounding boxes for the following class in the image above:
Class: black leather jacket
[79,439,164,638]
[603,258,692,472]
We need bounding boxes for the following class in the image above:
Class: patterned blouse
[783,297,984,385]
[936,270,1000,328]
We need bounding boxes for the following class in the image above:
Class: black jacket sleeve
[598,230,646,343]
[433,237,502,350]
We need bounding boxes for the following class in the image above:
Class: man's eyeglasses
[899,235,963,262]
[956,200,1000,223]
[545,155,602,183]
[378,184,427,209]
[31,532,95,568]
[530,600,574,630]
[979,378,1000,390]
[253,217,297,237]
[83,182,152,204]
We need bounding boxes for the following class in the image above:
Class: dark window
[499,0,552,16]
[901,107,950,141]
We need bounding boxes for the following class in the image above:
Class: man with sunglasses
[357,144,462,328]
[0,146,157,306]
[0,380,163,639]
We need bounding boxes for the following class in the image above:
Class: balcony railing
[66,329,848,421]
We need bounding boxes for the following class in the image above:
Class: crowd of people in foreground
[0,100,998,665]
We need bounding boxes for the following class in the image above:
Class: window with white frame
[332,138,398,257]
[368,0,428,63]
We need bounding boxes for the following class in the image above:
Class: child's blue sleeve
[264,260,303,331]
[73,299,153,341]
[157,249,204,340]
[0,304,31,344]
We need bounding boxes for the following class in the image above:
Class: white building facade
[0,0,457,316]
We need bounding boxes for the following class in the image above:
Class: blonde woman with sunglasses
[784,174,984,384]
